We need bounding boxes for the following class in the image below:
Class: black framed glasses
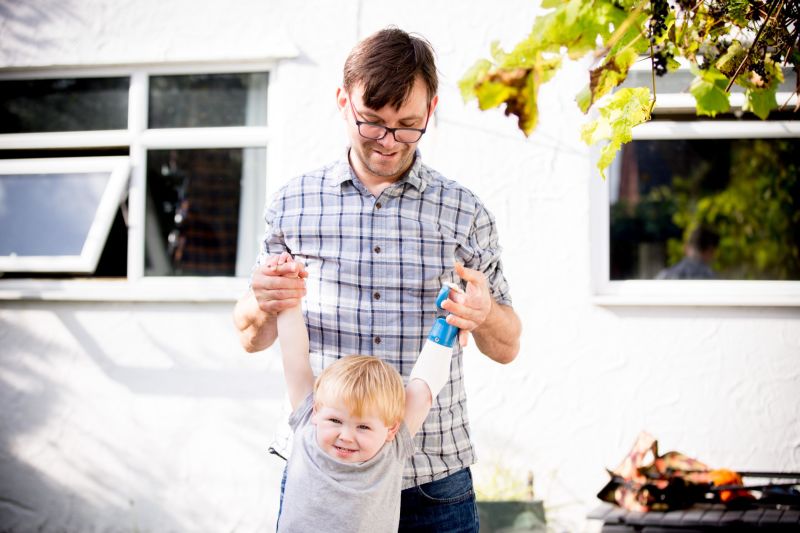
[349,97,429,144]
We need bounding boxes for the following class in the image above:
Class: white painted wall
[1,1,799,532]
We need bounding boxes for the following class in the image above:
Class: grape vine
[460,0,799,178]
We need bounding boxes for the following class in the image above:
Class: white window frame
[0,156,130,273]
[590,66,800,307]
[0,62,282,301]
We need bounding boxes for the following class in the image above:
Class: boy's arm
[404,379,433,436]
[233,260,308,353]
[273,254,313,411]
[277,304,313,411]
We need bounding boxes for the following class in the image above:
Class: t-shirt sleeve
[288,392,314,432]
[394,423,416,460]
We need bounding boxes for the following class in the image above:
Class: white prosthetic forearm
[409,334,454,399]
[409,283,461,399]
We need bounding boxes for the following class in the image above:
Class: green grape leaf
[743,87,777,119]
[459,59,493,102]
[580,87,652,179]
[715,40,745,78]
[475,81,516,110]
[578,46,640,113]
[726,0,749,26]
[689,67,730,116]
[527,0,629,59]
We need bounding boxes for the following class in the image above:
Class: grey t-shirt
[277,394,415,533]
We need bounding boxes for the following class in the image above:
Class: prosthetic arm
[408,283,461,399]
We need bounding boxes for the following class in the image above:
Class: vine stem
[649,39,657,114]
[724,0,784,92]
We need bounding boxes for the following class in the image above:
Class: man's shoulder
[417,163,480,199]
[280,160,347,192]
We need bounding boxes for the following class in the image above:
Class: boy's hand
[440,263,492,347]
[251,252,308,315]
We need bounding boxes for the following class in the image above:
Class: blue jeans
[399,468,479,533]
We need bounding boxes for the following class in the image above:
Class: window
[591,66,800,306]
[0,157,129,273]
[0,66,271,297]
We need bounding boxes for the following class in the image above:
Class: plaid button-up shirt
[258,150,512,488]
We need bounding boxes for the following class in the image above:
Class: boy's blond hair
[314,355,405,426]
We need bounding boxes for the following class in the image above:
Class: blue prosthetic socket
[428,283,460,348]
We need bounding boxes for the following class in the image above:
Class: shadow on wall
[0,302,286,532]
[0,1,80,60]
[53,303,285,399]
[0,315,184,532]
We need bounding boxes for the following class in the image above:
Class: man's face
[312,398,398,463]
[339,78,437,185]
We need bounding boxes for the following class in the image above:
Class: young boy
[271,252,457,533]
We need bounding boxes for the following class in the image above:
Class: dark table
[588,503,800,532]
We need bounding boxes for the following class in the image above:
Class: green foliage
[668,140,800,279]
[689,66,730,116]
[581,87,652,179]
[461,0,799,177]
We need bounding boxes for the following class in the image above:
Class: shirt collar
[327,148,427,193]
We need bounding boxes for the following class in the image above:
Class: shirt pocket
[396,215,460,302]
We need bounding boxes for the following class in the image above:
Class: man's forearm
[233,290,278,353]
[472,302,521,364]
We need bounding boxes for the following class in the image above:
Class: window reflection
[0,77,129,133]
[145,148,264,277]
[610,138,800,281]
[148,73,268,128]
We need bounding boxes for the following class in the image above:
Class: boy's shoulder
[288,392,314,431]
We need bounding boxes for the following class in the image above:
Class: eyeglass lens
[358,123,423,143]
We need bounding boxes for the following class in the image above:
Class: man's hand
[440,262,492,347]
[251,251,308,315]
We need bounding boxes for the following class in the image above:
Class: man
[656,226,720,280]
[234,27,521,531]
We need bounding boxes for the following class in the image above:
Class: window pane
[0,77,129,133]
[609,138,800,281]
[148,73,268,128]
[145,148,265,276]
[0,172,108,256]
[0,156,129,275]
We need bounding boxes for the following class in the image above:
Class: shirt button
[373,292,381,300]
[373,246,381,254]
[374,336,382,345]
[375,202,382,209]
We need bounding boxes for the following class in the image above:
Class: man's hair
[687,225,720,252]
[314,355,406,426]
[343,27,438,110]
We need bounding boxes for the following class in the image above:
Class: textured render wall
[2,1,800,532]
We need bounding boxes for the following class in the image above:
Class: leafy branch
[460,0,799,178]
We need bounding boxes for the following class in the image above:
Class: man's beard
[353,140,415,180]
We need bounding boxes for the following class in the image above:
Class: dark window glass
[145,148,264,276]
[148,73,268,128]
[610,138,800,281]
[0,77,129,133]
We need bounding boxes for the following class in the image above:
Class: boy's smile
[312,398,399,463]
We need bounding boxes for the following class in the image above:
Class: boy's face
[312,398,400,463]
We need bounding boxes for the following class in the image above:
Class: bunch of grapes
[653,50,674,76]
[649,0,670,43]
